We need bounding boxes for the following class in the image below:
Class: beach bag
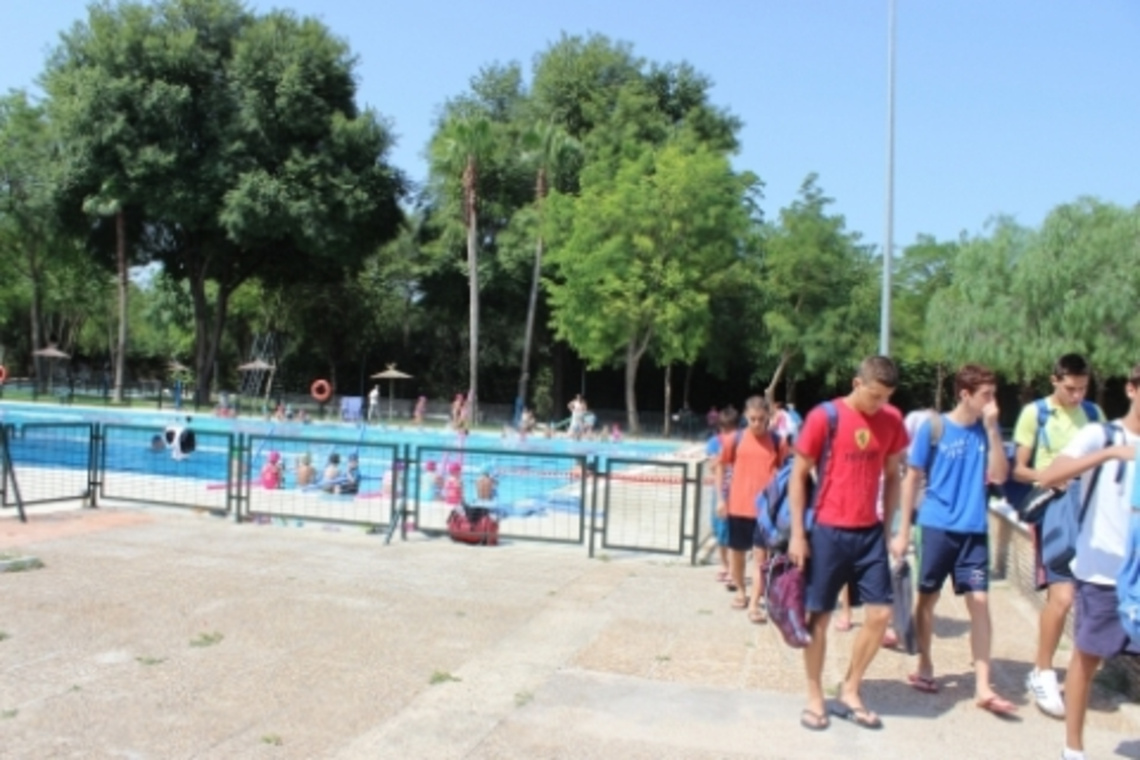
[891,559,918,655]
[1041,423,1120,576]
[755,401,839,550]
[447,506,499,546]
[764,554,811,648]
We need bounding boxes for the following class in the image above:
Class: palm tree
[516,123,580,417]
[430,116,496,425]
[83,189,129,404]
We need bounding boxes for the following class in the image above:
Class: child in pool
[322,453,342,493]
[340,453,360,495]
[295,453,316,487]
[260,451,284,489]
[442,461,463,507]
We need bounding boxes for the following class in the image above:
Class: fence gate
[1,422,95,510]
[238,434,403,532]
[407,446,590,545]
[98,424,236,515]
[590,457,697,558]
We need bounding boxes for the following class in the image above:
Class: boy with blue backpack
[787,356,909,732]
[891,364,1016,715]
[1012,353,1105,718]
[1036,364,1140,760]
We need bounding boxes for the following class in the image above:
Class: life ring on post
[0,365,6,384]
[310,379,332,403]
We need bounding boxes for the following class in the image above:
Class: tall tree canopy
[753,174,876,396]
[45,0,405,403]
[545,140,755,431]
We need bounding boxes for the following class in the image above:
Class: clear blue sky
[3,0,1138,252]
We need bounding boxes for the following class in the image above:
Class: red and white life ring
[310,378,332,402]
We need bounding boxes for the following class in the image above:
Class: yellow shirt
[1012,397,1102,470]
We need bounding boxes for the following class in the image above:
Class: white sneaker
[1027,668,1065,718]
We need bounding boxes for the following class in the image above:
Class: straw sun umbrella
[237,358,277,406]
[370,364,413,420]
[33,344,70,393]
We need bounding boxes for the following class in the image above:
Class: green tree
[515,122,580,414]
[545,140,753,431]
[45,0,404,405]
[925,217,1032,387]
[756,174,875,397]
[0,90,82,387]
[1017,199,1140,389]
[892,235,959,407]
[428,116,499,422]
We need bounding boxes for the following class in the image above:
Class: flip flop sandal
[731,597,749,610]
[829,701,883,730]
[748,608,768,624]
[907,673,939,694]
[800,708,830,731]
[976,695,1018,717]
[833,618,853,632]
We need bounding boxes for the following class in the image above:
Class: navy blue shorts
[1032,522,1072,589]
[917,526,989,595]
[805,523,892,613]
[1074,580,1140,660]
[727,516,756,551]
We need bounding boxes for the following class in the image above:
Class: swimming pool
[0,400,685,518]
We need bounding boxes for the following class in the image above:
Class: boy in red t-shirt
[716,396,788,619]
[787,356,909,732]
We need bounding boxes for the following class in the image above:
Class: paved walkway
[1,506,1138,759]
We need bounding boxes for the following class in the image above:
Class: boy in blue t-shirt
[891,364,1016,715]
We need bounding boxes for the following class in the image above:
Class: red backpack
[447,506,499,546]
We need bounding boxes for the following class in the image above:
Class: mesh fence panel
[598,458,691,555]
[99,424,235,513]
[2,423,93,507]
[241,435,401,530]
[409,446,588,544]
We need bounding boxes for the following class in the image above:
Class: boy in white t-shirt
[1037,366,1140,760]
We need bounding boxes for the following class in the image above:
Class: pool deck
[1,504,1138,759]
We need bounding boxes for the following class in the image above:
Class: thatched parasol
[370,364,413,420]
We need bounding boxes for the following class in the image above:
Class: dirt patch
[0,509,153,549]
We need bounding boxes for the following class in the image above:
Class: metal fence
[1,424,713,564]
[407,445,591,546]
[97,424,238,515]
[1,422,95,510]
[590,458,702,559]
[237,435,403,531]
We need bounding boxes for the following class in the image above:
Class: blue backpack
[1003,398,1101,512]
[1118,510,1140,647]
[1119,446,1140,646]
[755,401,839,550]
[1041,423,1121,576]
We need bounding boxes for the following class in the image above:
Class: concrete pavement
[1,506,1138,759]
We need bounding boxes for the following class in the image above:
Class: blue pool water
[0,401,682,513]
